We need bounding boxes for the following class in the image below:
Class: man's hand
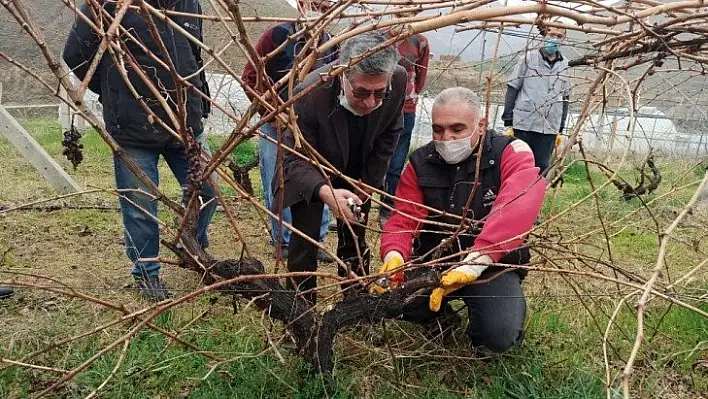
[370,251,405,294]
[318,186,362,222]
[429,251,493,312]
[504,127,515,137]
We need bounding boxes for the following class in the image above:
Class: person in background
[241,0,338,262]
[377,87,546,355]
[502,26,571,174]
[274,32,406,305]
[379,8,430,228]
[63,0,214,301]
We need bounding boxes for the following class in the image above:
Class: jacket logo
[183,22,199,31]
[482,187,497,208]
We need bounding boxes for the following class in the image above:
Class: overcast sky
[284,0,622,62]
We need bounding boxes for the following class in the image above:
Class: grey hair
[433,87,482,118]
[339,32,399,77]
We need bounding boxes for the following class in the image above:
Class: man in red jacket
[379,8,430,227]
[376,87,546,355]
[241,0,338,262]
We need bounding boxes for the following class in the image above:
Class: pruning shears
[375,276,391,289]
[347,197,364,223]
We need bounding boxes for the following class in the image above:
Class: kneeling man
[378,87,546,355]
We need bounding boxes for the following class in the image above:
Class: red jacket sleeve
[380,163,429,261]
[241,26,278,103]
[414,35,430,95]
[472,140,546,261]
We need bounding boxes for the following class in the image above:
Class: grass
[1,117,707,398]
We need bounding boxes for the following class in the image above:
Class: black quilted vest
[408,131,530,273]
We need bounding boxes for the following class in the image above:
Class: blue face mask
[544,38,560,55]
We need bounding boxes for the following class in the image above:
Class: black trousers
[287,198,371,304]
[401,268,526,354]
[512,129,557,174]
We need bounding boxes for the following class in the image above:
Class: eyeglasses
[344,75,391,100]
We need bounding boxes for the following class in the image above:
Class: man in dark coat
[275,32,406,304]
[63,0,214,301]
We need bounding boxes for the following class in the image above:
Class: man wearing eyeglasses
[502,26,571,174]
[274,32,406,304]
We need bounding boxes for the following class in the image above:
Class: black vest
[408,131,530,273]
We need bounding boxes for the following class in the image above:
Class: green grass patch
[1,118,707,398]
[232,139,258,166]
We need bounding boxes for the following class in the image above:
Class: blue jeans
[114,134,217,278]
[381,112,416,217]
[259,123,329,246]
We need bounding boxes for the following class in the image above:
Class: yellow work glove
[504,127,515,137]
[555,134,562,149]
[370,251,405,294]
[429,252,493,312]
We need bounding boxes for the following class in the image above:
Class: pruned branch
[609,153,662,200]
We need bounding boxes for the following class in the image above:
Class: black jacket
[62,0,210,149]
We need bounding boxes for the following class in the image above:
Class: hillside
[3,1,705,121]
[424,59,508,102]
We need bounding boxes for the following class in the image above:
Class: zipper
[168,19,180,73]
[166,7,183,116]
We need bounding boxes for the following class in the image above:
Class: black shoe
[470,344,495,359]
[316,249,334,263]
[133,276,171,302]
[0,286,13,299]
[273,246,289,260]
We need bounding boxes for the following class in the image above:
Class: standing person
[275,32,406,304]
[63,0,215,301]
[241,0,338,262]
[502,26,571,174]
[377,87,546,355]
[379,9,430,227]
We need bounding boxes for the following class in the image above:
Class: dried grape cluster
[184,132,204,201]
[61,126,84,169]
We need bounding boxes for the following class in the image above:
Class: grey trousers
[401,269,527,353]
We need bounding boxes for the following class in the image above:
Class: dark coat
[274,63,407,210]
[62,0,210,149]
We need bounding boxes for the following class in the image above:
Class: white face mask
[338,91,363,116]
[433,135,475,164]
